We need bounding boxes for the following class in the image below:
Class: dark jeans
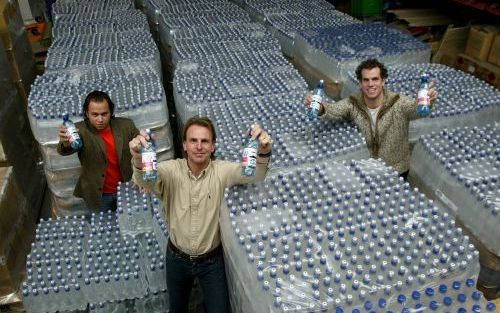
[99,193,117,212]
[166,244,230,313]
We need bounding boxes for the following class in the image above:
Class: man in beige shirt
[129,116,272,313]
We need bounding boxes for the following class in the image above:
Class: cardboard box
[432,25,469,66]
[487,34,500,67]
[455,53,500,89]
[465,25,498,61]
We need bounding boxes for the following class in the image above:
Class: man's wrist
[257,151,272,158]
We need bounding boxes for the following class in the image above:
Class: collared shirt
[133,158,269,255]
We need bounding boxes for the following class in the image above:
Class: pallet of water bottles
[293,23,431,83]
[341,63,500,142]
[51,0,135,19]
[218,158,499,312]
[21,182,170,313]
[410,124,500,257]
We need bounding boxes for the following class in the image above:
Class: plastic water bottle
[142,129,157,182]
[241,127,258,177]
[308,80,324,120]
[417,73,431,117]
[62,113,83,150]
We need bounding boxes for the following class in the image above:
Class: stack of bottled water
[171,22,270,43]
[294,23,431,82]
[172,36,281,65]
[23,195,172,311]
[343,63,500,141]
[411,125,500,256]
[52,9,149,38]
[139,232,167,292]
[233,0,360,57]
[158,7,251,47]
[50,30,154,50]
[22,216,90,313]
[85,219,148,303]
[116,182,154,237]
[219,159,481,312]
[52,0,134,18]
[173,66,306,123]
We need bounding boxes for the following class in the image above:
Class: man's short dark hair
[355,58,388,81]
[183,116,217,160]
[83,90,115,117]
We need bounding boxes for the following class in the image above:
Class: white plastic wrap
[410,125,500,256]
[220,159,481,312]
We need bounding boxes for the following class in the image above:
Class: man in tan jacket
[306,58,437,180]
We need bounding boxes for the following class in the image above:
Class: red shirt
[98,128,122,193]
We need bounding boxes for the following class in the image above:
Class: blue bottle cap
[335,308,343,313]
[486,302,496,311]
[351,310,360,313]
[364,301,372,310]
[412,291,421,300]
[439,284,448,293]
[457,308,466,313]
[472,304,481,313]
[378,298,387,308]
[397,295,406,304]
[429,300,439,310]
[471,291,481,301]
[457,293,466,303]
[425,288,434,296]
[443,296,453,306]
[466,278,475,287]
[452,281,461,290]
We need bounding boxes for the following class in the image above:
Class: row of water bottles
[220,159,482,311]
[52,0,134,16]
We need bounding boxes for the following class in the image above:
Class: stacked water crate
[293,23,431,83]
[234,0,360,58]
[22,186,170,312]
[411,125,500,295]
[27,0,174,216]
[219,159,497,312]
[342,63,500,141]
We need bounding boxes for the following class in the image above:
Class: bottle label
[417,89,430,106]
[241,147,257,168]
[142,151,157,172]
[311,94,322,111]
[66,125,80,142]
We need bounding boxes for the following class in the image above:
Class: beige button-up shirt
[133,158,268,255]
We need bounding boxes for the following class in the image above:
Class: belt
[168,239,222,262]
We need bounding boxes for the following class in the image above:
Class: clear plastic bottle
[417,73,431,117]
[308,80,324,120]
[62,112,83,150]
[142,129,158,182]
[241,126,258,177]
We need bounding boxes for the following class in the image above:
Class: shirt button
[102,174,105,177]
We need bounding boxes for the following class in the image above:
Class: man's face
[86,100,111,131]
[359,67,385,101]
[183,124,215,168]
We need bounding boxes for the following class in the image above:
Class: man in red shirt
[58,90,139,211]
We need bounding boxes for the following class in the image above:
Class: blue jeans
[166,245,230,313]
[99,193,117,212]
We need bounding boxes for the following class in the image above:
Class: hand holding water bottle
[129,129,155,177]
[241,124,273,177]
[59,113,82,150]
[416,74,438,117]
[305,80,325,120]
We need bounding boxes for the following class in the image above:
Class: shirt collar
[185,159,212,181]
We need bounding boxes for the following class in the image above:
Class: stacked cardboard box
[0,0,37,106]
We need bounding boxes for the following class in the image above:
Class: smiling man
[306,58,437,180]
[57,90,139,211]
[129,116,273,313]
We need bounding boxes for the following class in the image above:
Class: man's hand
[305,90,324,114]
[250,124,273,155]
[59,125,74,148]
[129,129,151,169]
[429,81,438,105]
